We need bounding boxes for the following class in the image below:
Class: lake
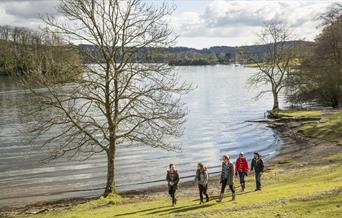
[0,65,282,207]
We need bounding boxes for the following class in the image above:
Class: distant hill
[78,40,313,66]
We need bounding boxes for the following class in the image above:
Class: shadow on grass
[115,202,216,217]
[115,190,257,217]
[147,203,215,215]
[114,205,170,217]
[192,191,253,202]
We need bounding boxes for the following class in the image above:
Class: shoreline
[1,110,341,216]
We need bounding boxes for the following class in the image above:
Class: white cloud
[5,1,58,19]
[170,0,336,47]
[0,0,58,30]
[0,0,339,48]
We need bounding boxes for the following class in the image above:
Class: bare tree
[20,0,189,196]
[244,21,296,111]
[321,3,342,25]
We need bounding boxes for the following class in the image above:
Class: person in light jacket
[217,155,236,202]
[166,164,180,206]
[193,163,209,204]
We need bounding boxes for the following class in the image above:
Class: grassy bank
[244,59,301,68]
[12,157,342,218]
[277,109,342,145]
[4,109,342,218]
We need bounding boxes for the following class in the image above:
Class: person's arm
[166,171,169,182]
[244,159,249,175]
[235,159,238,175]
[204,170,209,185]
[229,163,234,178]
[260,159,264,173]
[175,171,180,185]
[193,170,198,184]
[251,159,254,171]
[220,162,224,183]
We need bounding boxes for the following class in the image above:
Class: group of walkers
[166,152,264,206]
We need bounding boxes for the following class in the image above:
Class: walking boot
[216,193,223,202]
[242,183,245,192]
[232,192,236,201]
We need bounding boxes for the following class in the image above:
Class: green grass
[244,63,260,68]
[276,109,342,145]
[223,195,342,218]
[245,59,301,69]
[276,110,323,118]
[322,152,342,161]
[15,162,342,218]
[298,111,342,145]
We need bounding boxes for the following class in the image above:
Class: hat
[254,152,261,157]
[240,152,244,156]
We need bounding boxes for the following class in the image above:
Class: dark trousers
[220,178,235,194]
[238,172,246,184]
[255,171,262,189]
[198,184,209,202]
[168,186,176,204]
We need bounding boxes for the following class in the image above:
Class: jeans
[255,171,262,189]
[220,178,235,194]
[198,184,209,202]
[168,186,176,204]
[238,172,246,184]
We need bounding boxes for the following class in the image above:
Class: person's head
[239,152,245,159]
[169,164,176,171]
[254,152,260,159]
[197,163,205,171]
[223,155,230,162]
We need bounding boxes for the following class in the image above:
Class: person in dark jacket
[250,152,264,191]
[193,163,209,204]
[217,155,236,202]
[235,152,249,191]
[166,164,180,206]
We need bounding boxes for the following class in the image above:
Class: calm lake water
[0,65,282,207]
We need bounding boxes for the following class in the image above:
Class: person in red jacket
[235,152,249,191]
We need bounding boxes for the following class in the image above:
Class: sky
[0,0,340,48]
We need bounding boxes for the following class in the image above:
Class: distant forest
[78,41,310,66]
[0,23,311,77]
[0,25,81,77]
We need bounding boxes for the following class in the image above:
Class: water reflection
[0,65,281,207]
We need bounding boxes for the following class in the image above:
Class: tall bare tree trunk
[272,91,279,111]
[104,146,116,196]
